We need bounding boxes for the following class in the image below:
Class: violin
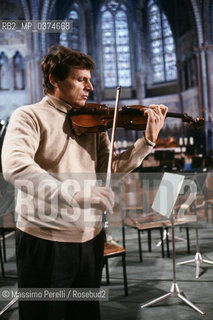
[68,103,205,136]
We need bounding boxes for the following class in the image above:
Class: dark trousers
[16,229,105,320]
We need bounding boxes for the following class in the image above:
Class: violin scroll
[181,113,205,129]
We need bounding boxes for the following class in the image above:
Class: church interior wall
[0,0,212,154]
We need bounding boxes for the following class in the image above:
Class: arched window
[101,1,132,88]
[148,0,177,83]
[0,52,9,90]
[13,51,25,90]
[60,3,80,50]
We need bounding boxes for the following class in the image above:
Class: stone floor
[101,222,213,320]
[0,219,213,320]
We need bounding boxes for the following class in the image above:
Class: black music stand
[141,172,205,315]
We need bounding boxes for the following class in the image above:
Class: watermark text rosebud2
[1,172,208,228]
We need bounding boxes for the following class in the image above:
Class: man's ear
[49,74,59,88]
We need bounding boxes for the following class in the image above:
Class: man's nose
[85,80,93,91]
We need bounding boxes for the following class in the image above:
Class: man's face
[52,68,93,107]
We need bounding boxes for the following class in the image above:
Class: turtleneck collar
[45,94,76,114]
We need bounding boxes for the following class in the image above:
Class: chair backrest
[119,173,143,210]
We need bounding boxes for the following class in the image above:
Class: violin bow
[104,86,121,244]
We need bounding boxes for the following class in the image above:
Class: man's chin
[75,100,87,107]
[70,101,86,108]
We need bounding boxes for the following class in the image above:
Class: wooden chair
[122,213,167,262]
[119,172,167,262]
[120,172,195,261]
[0,180,16,276]
[103,242,128,296]
[0,211,16,277]
[0,240,4,277]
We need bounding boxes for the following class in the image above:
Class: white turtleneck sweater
[2,95,154,242]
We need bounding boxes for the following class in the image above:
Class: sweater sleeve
[2,108,75,207]
[97,132,154,173]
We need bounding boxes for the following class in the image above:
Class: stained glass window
[148,0,177,83]
[101,1,132,88]
[59,3,80,50]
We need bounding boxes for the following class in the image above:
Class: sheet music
[152,172,185,218]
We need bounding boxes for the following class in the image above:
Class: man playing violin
[2,45,167,320]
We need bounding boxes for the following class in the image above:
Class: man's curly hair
[41,45,95,94]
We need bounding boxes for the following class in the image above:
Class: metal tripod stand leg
[0,296,18,316]
[141,211,205,315]
[141,282,204,314]
[156,226,185,248]
[156,228,167,247]
[177,251,213,279]
[177,206,213,278]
